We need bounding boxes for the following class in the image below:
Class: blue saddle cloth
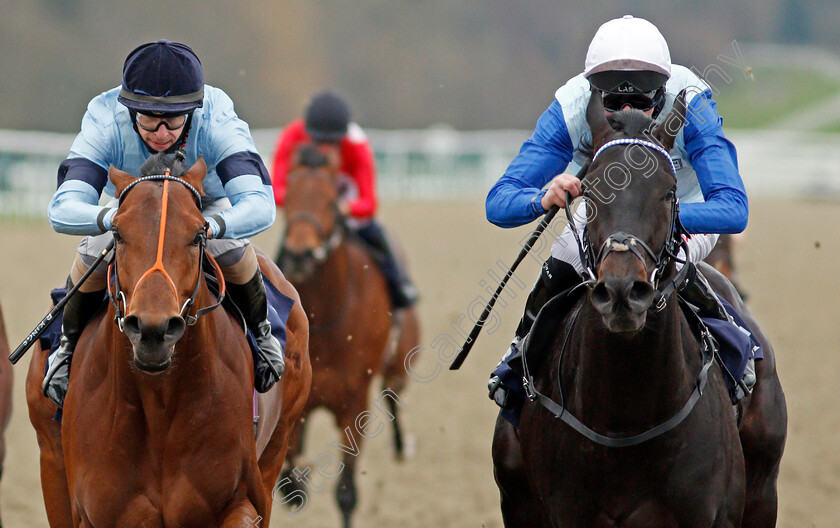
[493,294,762,428]
[42,272,294,376]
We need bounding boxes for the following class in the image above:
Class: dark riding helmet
[118,40,204,115]
[305,91,350,143]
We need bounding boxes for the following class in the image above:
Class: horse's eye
[112,230,122,243]
[191,232,204,247]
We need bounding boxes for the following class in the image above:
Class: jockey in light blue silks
[486,16,755,408]
[43,40,285,407]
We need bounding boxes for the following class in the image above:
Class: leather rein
[107,172,226,332]
[523,138,717,447]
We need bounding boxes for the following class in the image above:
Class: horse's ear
[182,156,206,194]
[109,165,134,198]
[586,88,612,149]
[651,90,687,152]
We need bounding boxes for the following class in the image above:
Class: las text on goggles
[601,89,663,113]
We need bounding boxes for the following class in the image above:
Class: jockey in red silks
[271,91,418,310]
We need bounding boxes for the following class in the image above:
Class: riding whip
[9,239,115,364]
[449,161,591,371]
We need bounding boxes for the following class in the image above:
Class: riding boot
[355,221,419,309]
[488,259,581,409]
[227,270,286,393]
[678,263,729,321]
[42,283,106,408]
[679,263,758,402]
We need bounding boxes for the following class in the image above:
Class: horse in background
[276,144,420,528]
[704,234,749,300]
[0,302,14,528]
[26,154,311,527]
[492,92,786,527]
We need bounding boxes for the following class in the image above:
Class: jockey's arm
[486,101,574,228]
[206,152,275,240]
[271,122,304,208]
[48,103,116,236]
[679,90,748,235]
[204,94,275,240]
[342,125,377,219]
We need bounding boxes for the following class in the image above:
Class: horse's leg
[332,398,370,528]
[381,306,420,460]
[219,500,261,528]
[698,263,787,527]
[492,415,551,528]
[25,343,74,527]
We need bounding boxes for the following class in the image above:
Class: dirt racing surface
[0,198,836,527]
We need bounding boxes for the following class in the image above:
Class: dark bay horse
[492,92,787,527]
[0,301,14,528]
[276,145,420,528]
[26,155,311,527]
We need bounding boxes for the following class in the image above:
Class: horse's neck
[568,300,697,419]
[298,242,353,324]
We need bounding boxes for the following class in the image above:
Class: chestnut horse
[492,92,787,527]
[276,145,420,528]
[26,155,311,527]
[0,302,14,528]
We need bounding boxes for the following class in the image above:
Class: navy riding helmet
[118,40,204,115]
[305,91,350,143]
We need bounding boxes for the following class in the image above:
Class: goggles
[602,88,664,113]
[135,112,188,132]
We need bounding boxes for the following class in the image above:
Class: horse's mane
[139,152,187,178]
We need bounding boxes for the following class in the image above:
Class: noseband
[280,201,345,265]
[108,171,225,332]
[567,138,689,311]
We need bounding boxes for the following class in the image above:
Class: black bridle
[566,138,691,311]
[108,172,225,332]
[278,201,345,267]
[522,137,716,447]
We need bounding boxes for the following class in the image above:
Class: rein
[108,172,225,331]
[279,201,345,264]
[520,137,713,447]
[522,289,717,448]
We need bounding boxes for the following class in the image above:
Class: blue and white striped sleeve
[486,101,575,228]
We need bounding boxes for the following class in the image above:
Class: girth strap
[522,298,716,448]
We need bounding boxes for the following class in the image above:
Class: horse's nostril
[590,282,612,309]
[123,315,140,338]
[628,280,655,310]
[165,317,186,341]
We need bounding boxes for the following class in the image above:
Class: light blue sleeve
[201,88,274,239]
[47,94,118,235]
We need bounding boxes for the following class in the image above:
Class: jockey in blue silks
[486,16,755,408]
[43,40,285,407]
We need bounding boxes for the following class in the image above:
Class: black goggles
[602,89,664,113]
[135,112,189,132]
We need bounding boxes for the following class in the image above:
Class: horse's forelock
[139,153,187,179]
[606,110,655,139]
[297,145,329,170]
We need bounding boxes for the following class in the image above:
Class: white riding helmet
[584,15,671,94]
